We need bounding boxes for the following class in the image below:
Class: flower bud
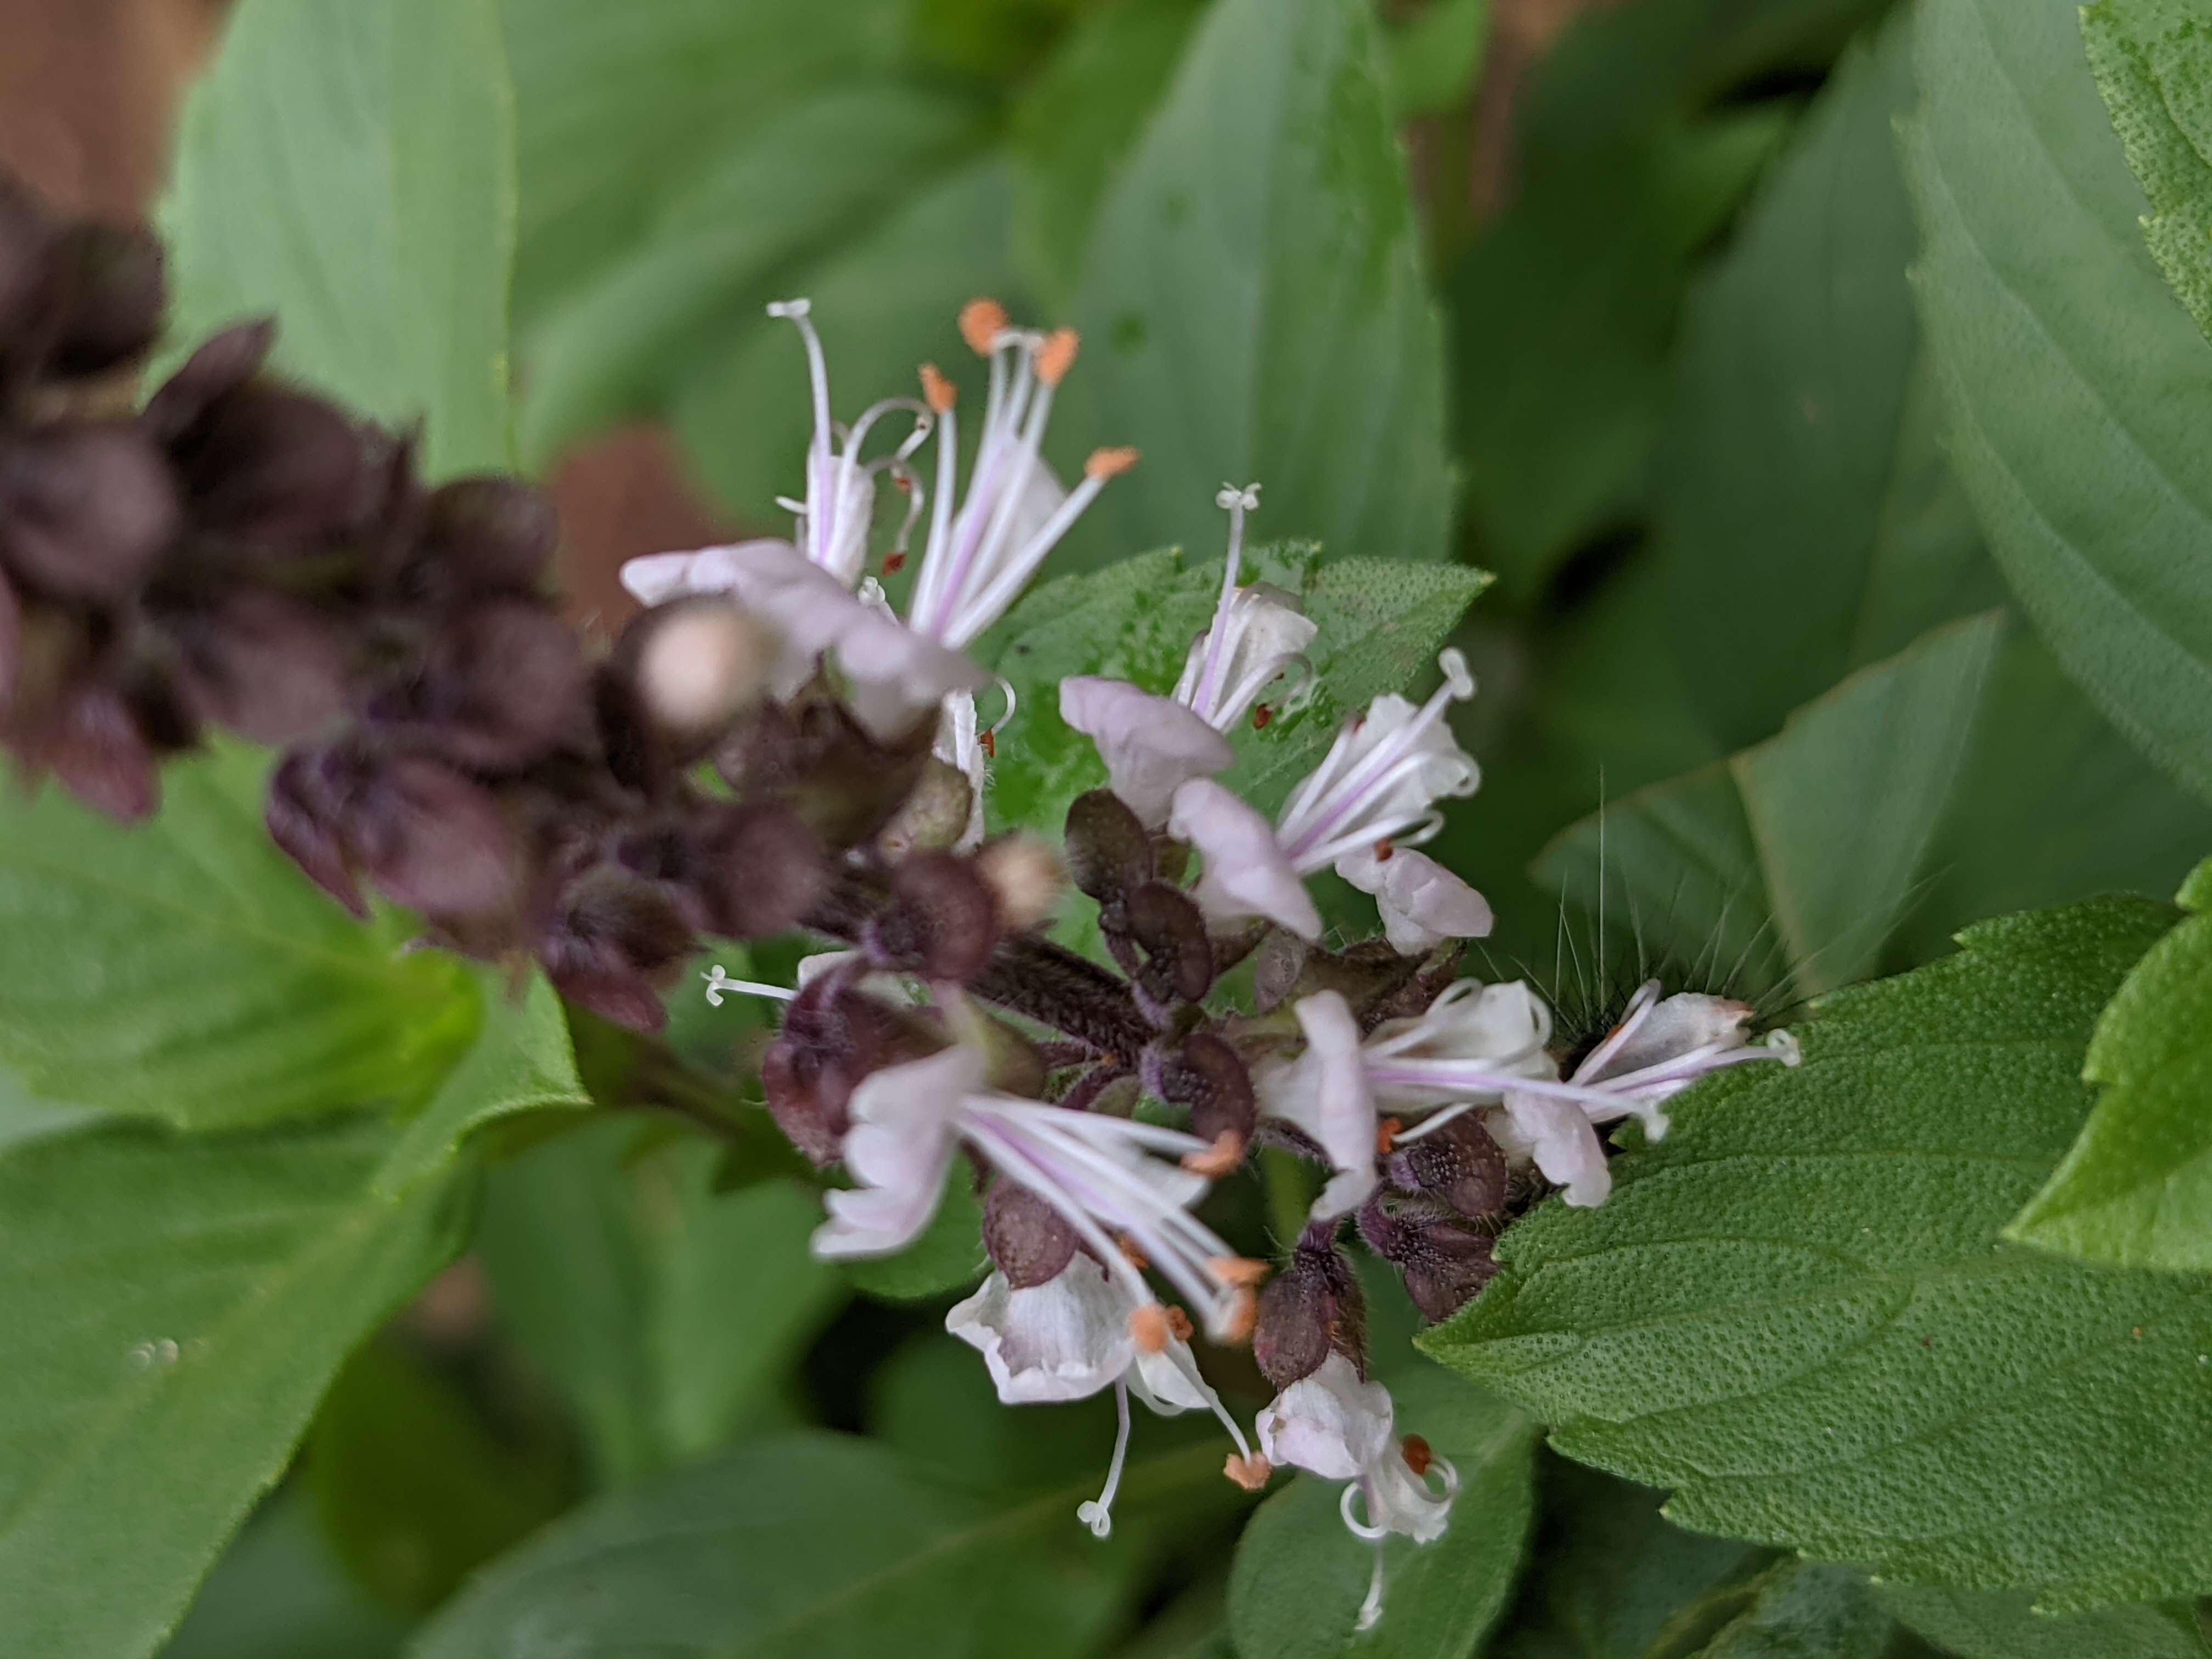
[983,1179,1078,1288]
[1252,1233,1365,1390]
[266,744,368,916]
[373,600,588,771]
[1386,1112,1508,1220]
[682,802,827,941]
[417,474,557,597]
[540,864,694,1031]
[866,850,999,980]
[625,597,770,747]
[0,172,54,349]
[1144,1031,1255,1163]
[717,697,932,847]
[167,380,379,546]
[1122,879,1215,1007]
[0,421,178,600]
[975,834,1065,934]
[23,679,158,821]
[162,588,347,745]
[761,973,928,1165]
[46,222,165,378]
[350,752,521,921]
[140,319,274,445]
[1063,787,1152,902]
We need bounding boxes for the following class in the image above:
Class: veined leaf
[2084,0,2212,347]
[1424,896,2212,1611]
[161,0,517,477]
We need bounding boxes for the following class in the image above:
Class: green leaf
[409,1430,1215,1657]
[1059,0,1452,569]
[1875,1583,2212,1658]
[672,156,1025,524]
[1383,0,1491,121]
[501,0,905,326]
[0,1116,470,1658]
[305,1338,572,1616]
[985,544,1488,844]
[161,0,517,477]
[1011,0,1206,307]
[374,973,588,1198]
[1902,0,2212,805]
[478,1119,844,1485]
[1488,1459,1771,1659]
[517,83,987,470]
[1423,895,2212,1611]
[163,1488,409,1659]
[2009,859,2212,1267]
[1539,613,2002,1002]
[1682,1562,1912,1659]
[2084,0,2212,348]
[0,743,476,1132]
[1227,1365,1538,1659]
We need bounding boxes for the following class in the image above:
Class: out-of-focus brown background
[0,0,1595,621]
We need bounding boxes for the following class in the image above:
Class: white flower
[1062,483,1313,827]
[1165,650,1487,949]
[947,1256,1257,1538]
[1350,978,1799,1209]
[1250,990,1381,1221]
[1256,1353,1458,1633]
[810,1045,1259,1342]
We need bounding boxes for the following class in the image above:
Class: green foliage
[0,1118,470,1659]
[1058,0,1452,569]
[2084,0,2212,348]
[1382,0,1491,122]
[161,0,517,477]
[0,743,476,1132]
[162,1489,409,1659]
[477,1120,845,1486]
[1426,897,2212,1610]
[408,1431,1220,1657]
[1874,1583,2212,1659]
[2010,860,2212,1268]
[1903,0,2212,806]
[1227,1364,1538,1659]
[1672,1562,1923,1659]
[838,1165,991,1301]
[304,1338,571,1616]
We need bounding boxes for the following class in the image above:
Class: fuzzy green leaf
[0,744,476,1132]
[161,0,516,477]
[1424,896,2212,1610]
[1902,0,2212,805]
[2084,0,2212,348]
[1875,1583,2212,1659]
[0,1118,470,1658]
[2009,859,2212,1267]
[408,1431,1220,1657]
[1059,0,1451,569]
[1227,1365,1538,1659]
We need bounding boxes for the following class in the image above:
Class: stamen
[1401,1435,1432,1477]
[1130,1303,1172,1353]
[1253,704,1273,730]
[919,362,957,414]
[1219,1288,1257,1344]
[1224,1452,1273,1492]
[1085,445,1141,480]
[1164,1306,1195,1342]
[1182,1130,1245,1177]
[960,298,1009,357]
[1119,1233,1150,1270]
[1376,1117,1402,1154]
[1568,979,1664,1084]
[1076,1380,1132,1539]
[702,965,796,1007]
[1035,328,1081,387]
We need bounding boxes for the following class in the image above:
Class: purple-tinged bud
[26,680,158,821]
[760,974,929,1165]
[1386,1112,1507,1220]
[983,1180,1079,1288]
[1122,879,1214,1007]
[716,697,932,848]
[374,600,588,772]
[685,802,826,941]
[162,588,347,745]
[539,864,695,1032]
[46,222,165,378]
[351,752,521,921]
[0,421,178,600]
[866,850,999,980]
[1252,1233,1366,1389]
[267,745,368,917]
[1063,788,1152,903]
[168,381,380,546]
[1358,1198,1498,1323]
[140,320,274,445]
[1144,1031,1255,1171]
[417,475,557,597]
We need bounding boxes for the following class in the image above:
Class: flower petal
[946,1261,1134,1404]
[1062,677,1235,826]
[1500,1091,1611,1207]
[1336,847,1493,954]
[1256,1352,1394,1481]
[1167,777,1321,940]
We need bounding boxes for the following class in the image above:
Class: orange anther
[1182,1130,1244,1178]
[1035,327,1080,386]
[959,298,1008,356]
[1208,1255,1269,1289]
[1163,1306,1194,1342]
[1252,704,1273,730]
[1220,1287,1257,1345]
[1401,1434,1433,1477]
[882,550,907,574]
[1118,1233,1150,1271]
[979,728,997,758]
[1224,1453,1273,1492]
[1376,1116,1403,1154]
[919,362,957,413]
[1085,445,1140,481]
[1128,1303,1171,1353]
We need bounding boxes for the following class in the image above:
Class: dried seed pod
[983,1179,1079,1289]
[1386,1111,1509,1220]
[1122,879,1215,1007]
[1063,787,1152,902]
[1252,1233,1365,1389]
[1144,1031,1255,1158]
[1358,1197,1499,1323]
